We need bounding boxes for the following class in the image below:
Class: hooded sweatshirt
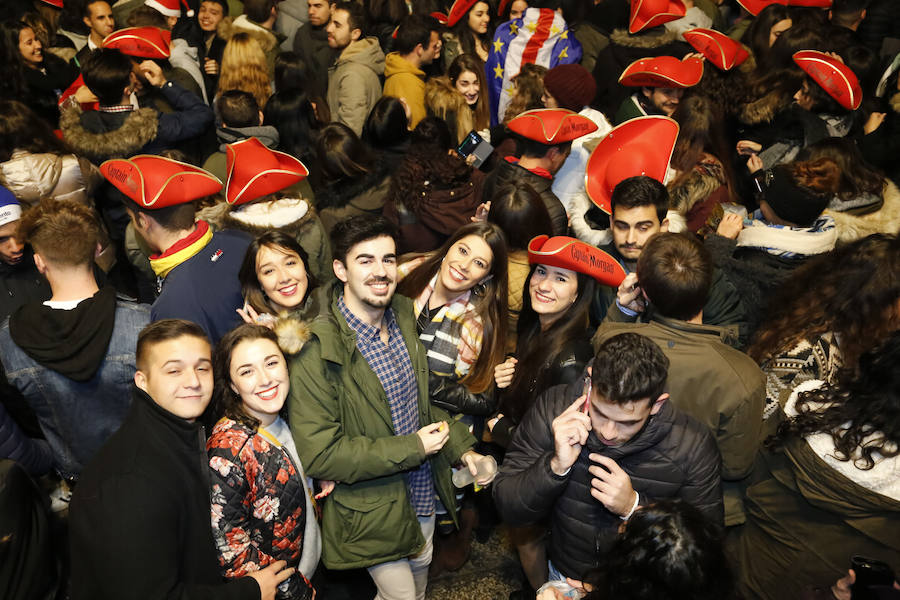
[326,37,386,136]
[383,52,426,127]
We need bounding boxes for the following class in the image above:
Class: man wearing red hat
[484,108,599,236]
[101,155,251,342]
[614,55,702,123]
[590,0,691,116]
[595,232,765,527]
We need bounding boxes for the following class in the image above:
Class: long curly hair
[767,330,900,470]
[217,32,272,108]
[386,117,472,213]
[502,63,547,123]
[748,234,900,369]
[801,137,885,200]
[398,222,509,393]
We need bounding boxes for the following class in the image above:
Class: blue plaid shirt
[338,295,435,516]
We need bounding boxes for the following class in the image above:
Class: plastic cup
[451,455,498,487]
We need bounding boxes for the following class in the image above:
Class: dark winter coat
[493,378,723,580]
[292,22,338,100]
[314,170,392,235]
[492,335,593,449]
[152,228,251,344]
[483,158,567,236]
[0,250,50,323]
[594,314,765,525]
[69,387,260,600]
[22,54,79,127]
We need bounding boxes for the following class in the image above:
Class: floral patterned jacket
[207,417,314,600]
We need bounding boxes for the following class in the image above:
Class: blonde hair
[217,32,272,108]
[503,63,547,123]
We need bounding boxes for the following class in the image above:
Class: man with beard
[589,176,748,348]
[288,215,494,600]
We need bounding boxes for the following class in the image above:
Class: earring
[473,281,486,297]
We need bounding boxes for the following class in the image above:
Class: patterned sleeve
[208,430,274,579]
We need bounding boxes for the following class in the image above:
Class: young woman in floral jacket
[207,324,329,600]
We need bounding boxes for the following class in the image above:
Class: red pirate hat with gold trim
[528,235,626,287]
[584,116,679,214]
[446,0,479,27]
[102,27,171,59]
[619,56,704,88]
[793,50,862,110]
[225,137,309,206]
[683,28,749,71]
[507,108,599,144]
[629,0,686,34]
[100,155,222,208]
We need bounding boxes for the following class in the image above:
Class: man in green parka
[288,215,493,600]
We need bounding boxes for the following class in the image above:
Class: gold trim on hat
[102,28,170,57]
[225,138,309,205]
[794,52,859,110]
[130,155,222,207]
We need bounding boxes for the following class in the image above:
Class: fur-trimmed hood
[273,313,311,355]
[825,180,900,244]
[198,197,317,238]
[668,156,726,216]
[425,75,473,143]
[737,87,794,125]
[610,27,678,49]
[60,105,158,164]
[217,15,279,54]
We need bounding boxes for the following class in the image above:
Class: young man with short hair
[292,0,338,98]
[383,15,442,128]
[74,0,115,67]
[484,108,599,237]
[325,1,385,135]
[289,215,493,600]
[590,176,748,346]
[100,154,249,342]
[0,199,149,481]
[493,332,723,584]
[595,232,765,526]
[201,89,279,182]
[69,319,291,600]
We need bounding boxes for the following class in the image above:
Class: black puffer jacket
[493,376,723,580]
[483,158,567,236]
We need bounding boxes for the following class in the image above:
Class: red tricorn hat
[446,0,478,27]
[507,109,599,144]
[498,0,512,16]
[735,0,783,15]
[793,50,862,110]
[629,0,686,34]
[37,0,64,7]
[100,155,223,209]
[584,116,679,214]
[789,0,831,7]
[683,28,749,71]
[225,137,309,206]
[102,27,171,59]
[528,236,626,287]
[619,56,704,88]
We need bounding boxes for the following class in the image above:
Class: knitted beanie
[764,168,830,227]
[0,186,21,228]
[543,64,597,112]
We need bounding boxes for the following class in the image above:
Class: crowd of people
[0,0,898,599]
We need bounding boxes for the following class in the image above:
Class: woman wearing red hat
[441,0,493,70]
[488,234,623,595]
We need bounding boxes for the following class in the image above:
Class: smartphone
[582,376,592,414]
[456,130,494,168]
[851,555,896,599]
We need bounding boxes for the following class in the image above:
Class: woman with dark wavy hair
[383,117,484,254]
[730,332,900,600]
[207,324,326,599]
[748,233,900,415]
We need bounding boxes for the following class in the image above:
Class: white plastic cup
[451,455,498,487]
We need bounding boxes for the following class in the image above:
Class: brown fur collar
[825,180,900,244]
[217,15,278,53]
[198,198,317,238]
[273,314,311,355]
[609,27,678,49]
[669,169,723,216]
[60,106,158,163]
[737,87,793,125]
